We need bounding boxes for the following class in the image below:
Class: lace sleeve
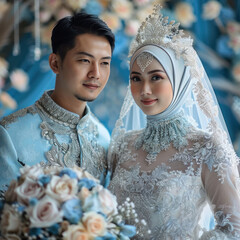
[200,156,240,239]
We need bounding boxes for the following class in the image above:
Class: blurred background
[0,0,239,156]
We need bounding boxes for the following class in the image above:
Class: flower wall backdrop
[0,0,240,155]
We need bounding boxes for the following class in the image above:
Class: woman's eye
[152,75,162,81]
[130,76,140,82]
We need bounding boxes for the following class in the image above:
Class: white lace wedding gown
[108,118,240,240]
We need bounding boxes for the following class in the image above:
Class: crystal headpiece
[129,4,203,81]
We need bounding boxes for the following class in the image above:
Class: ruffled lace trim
[135,112,190,164]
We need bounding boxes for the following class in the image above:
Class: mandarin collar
[37,90,90,126]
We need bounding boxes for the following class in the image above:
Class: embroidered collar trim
[135,112,190,164]
[36,90,90,126]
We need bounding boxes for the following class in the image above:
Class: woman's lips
[141,99,157,105]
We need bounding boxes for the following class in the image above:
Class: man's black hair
[51,12,115,60]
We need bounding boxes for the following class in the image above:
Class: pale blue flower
[82,193,102,212]
[59,168,78,179]
[78,178,96,190]
[62,198,82,224]
[119,224,136,238]
[38,175,51,185]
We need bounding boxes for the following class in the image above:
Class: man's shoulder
[0,105,39,129]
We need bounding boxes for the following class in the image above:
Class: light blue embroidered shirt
[0,90,110,190]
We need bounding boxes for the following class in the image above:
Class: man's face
[53,33,112,103]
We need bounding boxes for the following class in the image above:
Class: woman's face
[130,56,173,115]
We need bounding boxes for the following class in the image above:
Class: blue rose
[47,223,60,235]
[29,227,42,236]
[95,232,117,240]
[38,175,51,186]
[119,224,136,238]
[78,178,96,190]
[59,168,78,179]
[82,193,102,212]
[62,198,82,224]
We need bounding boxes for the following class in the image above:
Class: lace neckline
[135,112,190,164]
[36,90,90,126]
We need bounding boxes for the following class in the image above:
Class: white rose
[15,177,44,205]
[46,175,78,202]
[63,224,89,240]
[0,204,21,236]
[28,195,63,228]
[83,212,106,237]
[78,187,90,202]
[98,188,118,215]
[20,164,44,180]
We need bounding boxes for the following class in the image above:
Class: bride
[108,5,240,239]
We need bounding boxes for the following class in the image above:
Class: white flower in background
[232,62,240,82]
[133,0,151,7]
[202,0,222,20]
[175,2,196,28]
[0,91,17,109]
[100,12,121,32]
[54,7,72,20]
[40,9,52,23]
[43,0,62,11]
[229,34,240,53]
[0,1,10,19]
[0,57,8,78]
[63,224,89,240]
[227,21,240,36]
[125,19,141,36]
[112,0,133,19]
[136,4,155,22]
[10,69,29,92]
[65,0,87,11]
[41,22,55,46]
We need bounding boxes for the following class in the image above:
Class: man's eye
[101,62,110,65]
[78,59,90,63]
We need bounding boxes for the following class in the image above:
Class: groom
[0,12,115,190]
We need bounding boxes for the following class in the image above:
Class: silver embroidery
[136,52,153,72]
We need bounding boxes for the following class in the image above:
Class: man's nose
[88,63,100,79]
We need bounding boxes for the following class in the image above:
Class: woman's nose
[141,82,152,95]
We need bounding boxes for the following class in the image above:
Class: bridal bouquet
[0,164,136,240]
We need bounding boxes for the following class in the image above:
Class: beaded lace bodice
[108,117,240,240]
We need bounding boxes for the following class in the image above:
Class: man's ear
[49,53,61,74]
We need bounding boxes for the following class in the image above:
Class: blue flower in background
[62,198,83,224]
[85,0,103,15]
[78,178,96,190]
[59,168,78,179]
[29,228,42,236]
[219,7,235,25]
[216,35,234,58]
